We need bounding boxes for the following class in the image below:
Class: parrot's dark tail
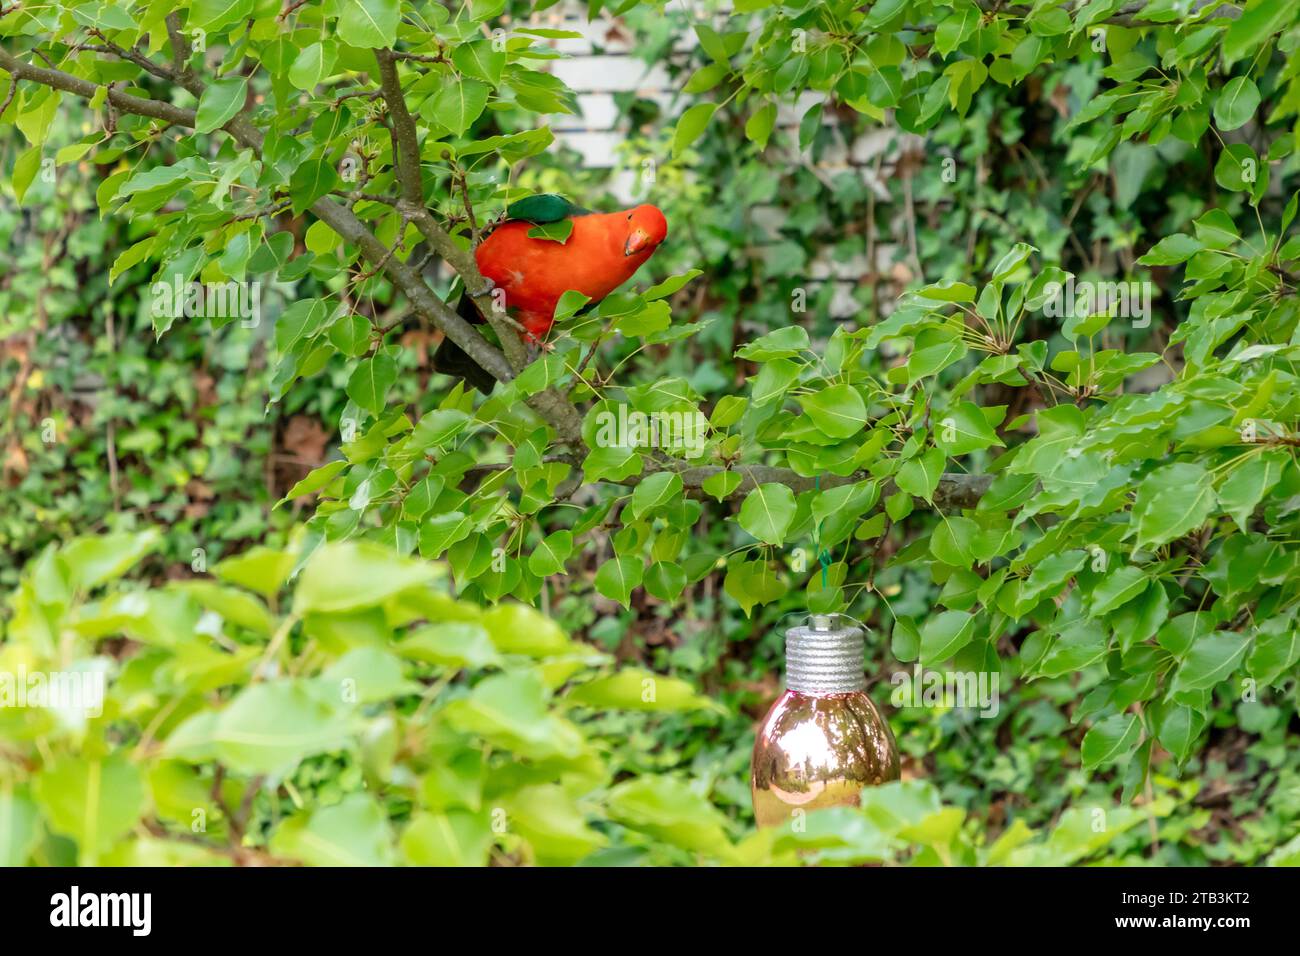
[432,290,497,393]
[433,336,497,393]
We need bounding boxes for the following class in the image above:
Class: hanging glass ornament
[751,613,900,829]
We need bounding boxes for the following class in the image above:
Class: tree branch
[654,462,993,509]
[0,41,987,501]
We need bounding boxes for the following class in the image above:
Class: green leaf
[738,483,796,545]
[61,530,161,591]
[272,793,393,866]
[896,447,945,499]
[917,280,977,302]
[567,668,717,712]
[339,0,399,48]
[1081,713,1142,770]
[595,556,642,608]
[606,777,734,858]
[424,78,490,135]
[745,102,777,148]
[289,42,336,91]
[1222,0,1292,69]
[799,384,866,439]
[644,269,702,301]
[166,680,352,776]
[288,158,340,215]
[736,326,809,360]
[452,40,506,85]
[502,785,607,864]
[1248,616,1300,685]
[644,561,688,601]
[410,409,470,450]
[172,581,276,636]
[723,559,786,616]
[443,672,584,759]
[401,810,491,866]
[12,146,41,204]
[527,219,574,243]
[1152,702,1203,763]
[1138,233,1201,266]
[190,0,254,31]
[920,610,976,663]
[33,756,144,860]
[295,541,437,614]
[1217,450,1286,532]
[399,621,502,669]
[1173,631,1250,692]
[629,472,683,519]
[936,402,1003,456]
[279,460,346,504]
[195,77,247,134]
[1213,76,1261,131]
[673,102,717,158]
[1132,462,1216,551]
[1090,566,1149,616]
[214,546,296,597]
[320,647,419,703]
[701,470,741,500]
[346,352,398,416]
[0,788,40,866]
[527,530,574,577]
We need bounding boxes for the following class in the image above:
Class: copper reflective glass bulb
[751,614,900,829]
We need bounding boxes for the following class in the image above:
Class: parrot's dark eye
[627,213,633,220]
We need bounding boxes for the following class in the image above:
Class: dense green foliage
[2,0,1299,865]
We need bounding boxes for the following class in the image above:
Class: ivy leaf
[738,483,796,545]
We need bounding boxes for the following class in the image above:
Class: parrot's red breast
[474,204,669,339]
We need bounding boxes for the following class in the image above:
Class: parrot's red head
[623,204,669,257]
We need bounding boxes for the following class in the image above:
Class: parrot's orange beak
[624,229,651,256]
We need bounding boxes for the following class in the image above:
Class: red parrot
[434,194,669,391]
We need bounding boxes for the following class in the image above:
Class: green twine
[812,475,833,589]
